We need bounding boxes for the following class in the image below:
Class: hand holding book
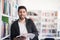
[16,33,35,39]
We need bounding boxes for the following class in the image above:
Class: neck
[19,18,25,23]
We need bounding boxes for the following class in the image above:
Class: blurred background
[0,0,60,40]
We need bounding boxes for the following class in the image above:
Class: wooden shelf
[1,35,10,40]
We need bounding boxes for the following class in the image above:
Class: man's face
[18,9,27,19]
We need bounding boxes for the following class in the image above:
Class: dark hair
[18,6,27,12]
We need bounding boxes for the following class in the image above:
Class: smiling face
[18,8,27,20]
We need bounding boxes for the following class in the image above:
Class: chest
[17,22,33,34]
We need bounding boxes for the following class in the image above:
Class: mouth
[19,15,25,18]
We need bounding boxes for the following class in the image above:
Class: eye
[19,11,22,13]
[23,11,25,13]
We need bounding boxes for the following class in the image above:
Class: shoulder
[11,19,18,26]
[27,18,34,24]
[27,18,33,22]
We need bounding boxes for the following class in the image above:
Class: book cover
[1,16,9,38]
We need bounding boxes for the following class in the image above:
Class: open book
[16,33,35,39]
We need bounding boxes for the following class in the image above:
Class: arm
[10,23,16,40]
[30,19,39,40]
[10,22,18,40]
[31,20,38,36]
[13,36,26,40]
[28,19,39,36]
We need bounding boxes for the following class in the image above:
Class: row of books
[1,0,19,38]
[41,11,57,37]
[1,16,9,38]
[1,22,9,38]
[41,11,58,17]
[1,16,17,38]
[2,0,18,17]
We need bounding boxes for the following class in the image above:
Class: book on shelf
[2,0,4,13]
[1,16,9,38]
[7,2,11,16]
[9,3,11,16]
[1,22,6,38]
[2,0,11,16]
[3,0,8,15]
[27,12,37,16]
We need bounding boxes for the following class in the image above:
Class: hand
[18,33,28,40]
[19,36,26,40]
[21,33,28,37]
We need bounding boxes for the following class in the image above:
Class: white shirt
[18,21,30,40]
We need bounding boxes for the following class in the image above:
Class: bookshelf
[27,10,60,40]
[1,35,10,40]
[0,0,19,40]
[0,16,1,38]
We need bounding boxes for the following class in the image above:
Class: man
[10,6,38,40]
